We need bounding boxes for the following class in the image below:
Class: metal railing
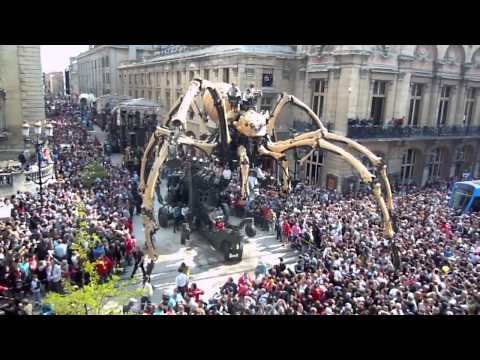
[347,124,480,140]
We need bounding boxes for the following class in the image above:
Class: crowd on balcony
[348,117,407,128]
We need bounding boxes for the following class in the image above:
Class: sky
[41,45,89,73]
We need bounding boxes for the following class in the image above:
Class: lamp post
[22,120,54,208]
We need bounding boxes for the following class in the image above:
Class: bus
[449,180,480,213]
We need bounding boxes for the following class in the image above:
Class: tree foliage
[44,203,141,315]
[79,161,108,187]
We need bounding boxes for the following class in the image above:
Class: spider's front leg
[258,145,291,194]
[237,145,250,199]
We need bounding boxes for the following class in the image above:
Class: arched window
[427,147,443,180]
[401,149,416,184]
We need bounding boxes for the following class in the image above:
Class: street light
[22,120,55,208]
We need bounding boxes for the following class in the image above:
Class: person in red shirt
[96,255,113,282]
[188,283,205,303]
[282,220,292,247]
[124,235,136,266]
[311,285,323,302]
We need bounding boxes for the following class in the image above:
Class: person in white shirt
[175,271,188,296]
[248,174,258,193]
[222,167,232,180]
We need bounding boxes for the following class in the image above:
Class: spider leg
[139,128,161,193]
[142,139,169,258]
[263,137,394,240]
[323,132,393,211]
[258,145,291,194]
[266,93,327,137]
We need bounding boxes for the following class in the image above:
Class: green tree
[44,204,142,315]
[79,161,108,187]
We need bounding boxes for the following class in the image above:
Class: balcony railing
[347,125,480,140]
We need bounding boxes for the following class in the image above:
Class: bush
[80,161,108,187]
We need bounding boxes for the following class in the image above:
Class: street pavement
[94,125,297,303]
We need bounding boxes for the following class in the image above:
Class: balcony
[346,124,480,140]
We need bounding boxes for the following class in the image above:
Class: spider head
[233,110,267,138]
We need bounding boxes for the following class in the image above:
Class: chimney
[128,45,137,61]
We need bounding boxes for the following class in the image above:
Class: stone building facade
[68,57,79,101]
[117,45,480,191]
[45,71,64,97]
[0,45,45,160]
[76,45,157,97]
[299,45,480,190]
[117,45,301,135]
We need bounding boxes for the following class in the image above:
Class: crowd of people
[131,178,480,315]
[0,106,144,315]
[1,100,480,315]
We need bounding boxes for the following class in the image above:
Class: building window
[260,95,275,112]
[465,88,476,126]
[203,69,209,80]
[135,90,138,98]
[311,79,326,119]
[176,90,182,101]
[370,80,387,125]
[129,90,132,97]
[282,70,290,80]
[105,56,109,67]
[408,83,423,126]
[156,91,161,104]
[166,72,170,86]
[176,71,181,85]
[156,72,160,87]
[141,90,144,98]
[222,68,229,83]
[214,69,219,80]
[305,150,324,185]
[262,71,273,87]
[400,148,416,184]
[147,90,151,100]
[245,68,255,79]
[141,73,145,85]
[135,74,138,85]
[427,147,443,180]
[437,85,451,126]
[105,73,110,84]
[189,71,194,81]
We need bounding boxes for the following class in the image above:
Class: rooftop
[119,45,297,68]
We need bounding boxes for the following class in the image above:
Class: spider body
[139,79,396,258]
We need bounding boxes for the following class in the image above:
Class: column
[427,79,440,127]
[421,165,430,187]
[454,83,467,125]
[393,72,411,119]
[447,85,459,126]
[384,79,396,122]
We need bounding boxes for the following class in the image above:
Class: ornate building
[117,45,480,191]
[75,45,158,97]
[0,45,45,160]
[300,45,480,190]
